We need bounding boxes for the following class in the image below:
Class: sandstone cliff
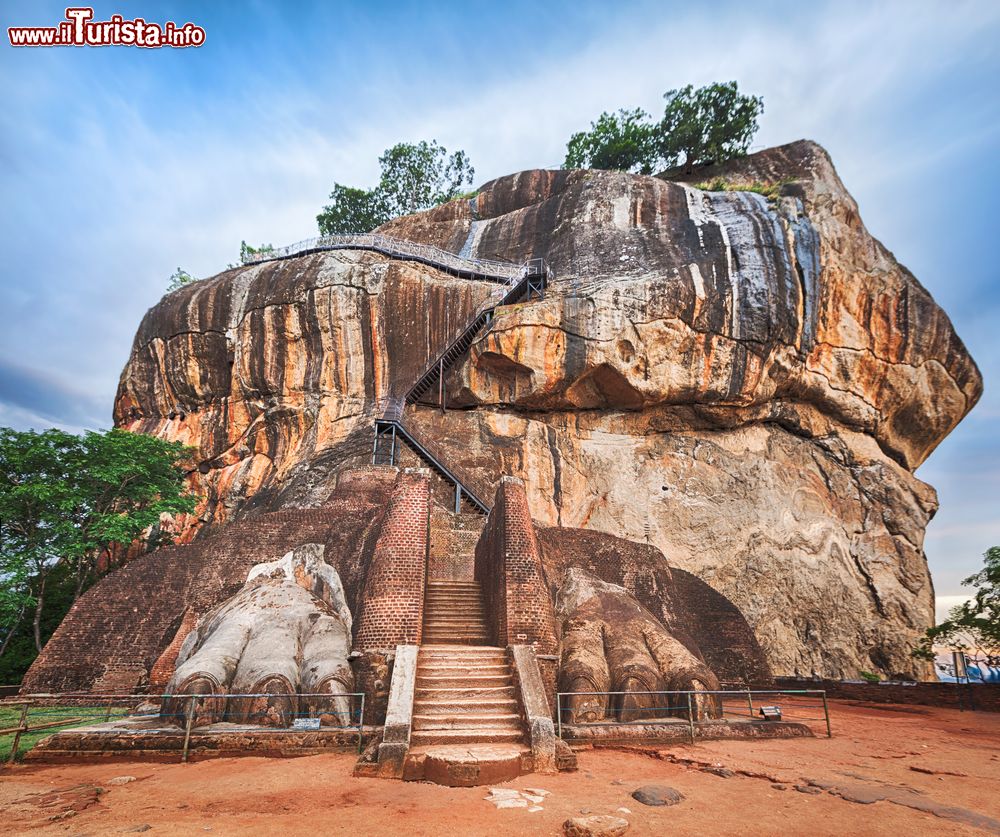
[113,140,981,678]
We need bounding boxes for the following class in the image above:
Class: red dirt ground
[2,700,998,836]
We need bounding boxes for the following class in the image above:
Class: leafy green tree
[167,267,196,292]
[564,108,661,174]
[0,429,82,652]
[317,140,474,235]
[563,82,763,175]
[232,240,275,268]
[0,427,195,659]
[659,82,764,173]
[913,547,1000,672]
[376,141,474,217]
[316,185,388,236]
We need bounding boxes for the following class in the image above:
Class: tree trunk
[74,554,87,600]
[32,574,47,653]
[0,606,25,657]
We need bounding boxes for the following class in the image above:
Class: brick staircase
[421,580,491,646]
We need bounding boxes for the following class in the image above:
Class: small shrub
[692,177,792,204]
[859,670,881,683]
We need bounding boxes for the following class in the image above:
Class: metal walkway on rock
[370,259,551,514]
[241,232,527,284]
[245,228,552,514]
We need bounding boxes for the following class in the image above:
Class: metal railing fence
[1,691,365,763]
[556,689,831,743]
[241,232,524,281]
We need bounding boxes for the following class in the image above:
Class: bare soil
[2,700,998,836]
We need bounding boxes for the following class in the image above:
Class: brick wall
[21,471,396,695]
[427,510,483,581]
[148,607,198,690]
[353,468,431,651]
[475,477,558,656]
[774,677,1000,713]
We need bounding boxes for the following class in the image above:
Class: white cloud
[935,594,974,625]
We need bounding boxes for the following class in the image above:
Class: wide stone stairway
[411,645,522,747]
[415,580,522,746]
[404,580,530,784]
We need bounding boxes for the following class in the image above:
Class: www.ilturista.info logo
[8,7,205,48]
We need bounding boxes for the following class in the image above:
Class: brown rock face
[113,140,981,678]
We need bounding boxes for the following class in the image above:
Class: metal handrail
[555,688,832,741]
[2,691,367,763]
[242,232,525,282]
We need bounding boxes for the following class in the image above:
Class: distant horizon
[2,0,998,617]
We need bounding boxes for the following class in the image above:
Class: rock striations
[92,140,980,683]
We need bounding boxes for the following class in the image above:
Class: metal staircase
[248,229,553,514]
[370,257,552,514]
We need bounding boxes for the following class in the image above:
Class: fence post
[181,696,195,764]
[821,691,832,738]
[746,689,754,720]
[556,694,562,741]
[358,694,365,755]
[686,693,695,744]
[103,697,114,723]
[7,702,29,764]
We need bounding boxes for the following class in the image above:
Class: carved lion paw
[556,568,720,724]
[162,544,354,727]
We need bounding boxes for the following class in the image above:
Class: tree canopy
[564,108,660,175]
[563,81,764,174]
[167,267,196,292]
[914,546,1000,673]
[0,427,195,669]
[317,140,474,236]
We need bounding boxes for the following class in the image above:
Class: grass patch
[0,703,128,761]
[693,176,792,203]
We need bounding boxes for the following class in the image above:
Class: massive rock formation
[107,140,980,679]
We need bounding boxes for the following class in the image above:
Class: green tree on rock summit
[564,81,764,175]
[317,140,474,236]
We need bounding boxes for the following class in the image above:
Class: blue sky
[1,1,998,614]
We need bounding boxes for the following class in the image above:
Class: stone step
[423,614,486,620]
[423,598,484,606]
[418,664,510,676]
[424,596,483,610]
[424,612,486,620]
[409,729,524,747]
[425,590,483,596]
[406,744,528,787]
[417,662,508,671]
[422,638,493,647]
[417,656,507,665]
[413,698,518,715]
[418,645,504,652]
[427,581,482,586]
[418,653,506,662]
[416,671,510,685]
[412,714,522,731]
[415,686,517,701]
